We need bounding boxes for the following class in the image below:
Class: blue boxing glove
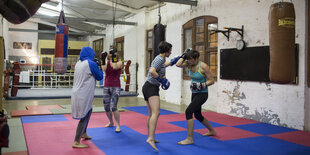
[155,74,170,90]
[161,78,170,90]
[156,74,162,82]
[170,56,181,66]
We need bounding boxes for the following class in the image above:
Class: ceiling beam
[151,0,197,6]
[28,18,86,33]
[32,15,137,26]
[92,0,139,14]
[9,28,105,36]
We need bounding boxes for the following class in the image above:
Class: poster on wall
[13,42,32,49]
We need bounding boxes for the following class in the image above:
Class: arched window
[182,16,218,80]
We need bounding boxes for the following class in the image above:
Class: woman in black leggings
[176,49,216,145]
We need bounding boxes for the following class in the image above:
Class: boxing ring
[5,61,138,99]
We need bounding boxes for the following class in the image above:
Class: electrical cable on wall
[111,0,117,47]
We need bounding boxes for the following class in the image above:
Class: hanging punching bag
[153,24,165,58]
[0,0,49,24]
[124,60,131,92]
[269,2,295,84]
[54,10,68,74]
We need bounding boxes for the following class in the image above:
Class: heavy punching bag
[11,62,20,97]
[0,0,49,24]
[153,23,165,58]
[269,2,295,84]
[54,10,68,74]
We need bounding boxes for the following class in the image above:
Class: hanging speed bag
[54,24,69,74]
[153,24,165,58]
[269,2,295,84]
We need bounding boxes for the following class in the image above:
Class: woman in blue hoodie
[71,47,103,148]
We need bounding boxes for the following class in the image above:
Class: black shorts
[142,81,159,101]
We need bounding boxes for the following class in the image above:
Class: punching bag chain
[158,0,161,24]
[61,0,64,11]
[111,0,117,46]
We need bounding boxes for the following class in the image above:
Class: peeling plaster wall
[107,0,307,130]
[215,0,306,130]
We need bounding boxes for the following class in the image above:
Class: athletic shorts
[142,81,159,101]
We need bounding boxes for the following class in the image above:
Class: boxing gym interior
[0,0,310,154]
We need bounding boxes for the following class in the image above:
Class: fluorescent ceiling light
[45,1,59,7]
[37,9,58,17]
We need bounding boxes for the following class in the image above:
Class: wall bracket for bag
[211,25,244,41]
[211,29,230,41]
[224,25,244,40]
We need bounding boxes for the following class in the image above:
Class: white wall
[104,0,308,130]
[8,21,39,63]
[3,18,9,60]
[216,0,306,130]
[0,16,3,36]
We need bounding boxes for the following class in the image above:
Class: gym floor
[2,96,189,154]
[3,96,310,155]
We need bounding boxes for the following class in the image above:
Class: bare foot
[202,130,216,136]
[177,139,193,145]
[72,142,88,148]
[115,126,121,133]
[105,123,114,127]
[146,139,158,151]
[81,134,92,140]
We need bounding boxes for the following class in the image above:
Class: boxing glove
[170,56,181,66]
[190,82,206,91]
[109,48,118,63]
[155,74,170,90]
[181,48,191,60]
[94,58,101,67]
[101,51,107,65]
[160,78,170,90]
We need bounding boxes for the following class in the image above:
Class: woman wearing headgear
[175,49,216,145]
[142,41,180,151]
[71,47,103,148]
[100,47,123,133]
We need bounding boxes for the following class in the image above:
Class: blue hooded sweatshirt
[79,47,103,81]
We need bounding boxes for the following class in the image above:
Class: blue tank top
[189,61,208,93]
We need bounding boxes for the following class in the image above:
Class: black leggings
[74,109,92,142]
[185,93,208,122]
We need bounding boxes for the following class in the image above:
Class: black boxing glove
[181,48,191,60]
[94,58,101,68]
[109,48,118,63]
[190,82,206,91]
[101,51,107,65]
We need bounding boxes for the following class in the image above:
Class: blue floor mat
[169,120,225,129]
[89,126,310,155]
[21,114,68,123]
[122,106,178,115]
[225,136,310,155]
[233,123,297,135]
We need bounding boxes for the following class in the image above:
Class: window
[182,16,218,80]
[145,30,153,76]
[114,36,124,61]
[93,38,104,58]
